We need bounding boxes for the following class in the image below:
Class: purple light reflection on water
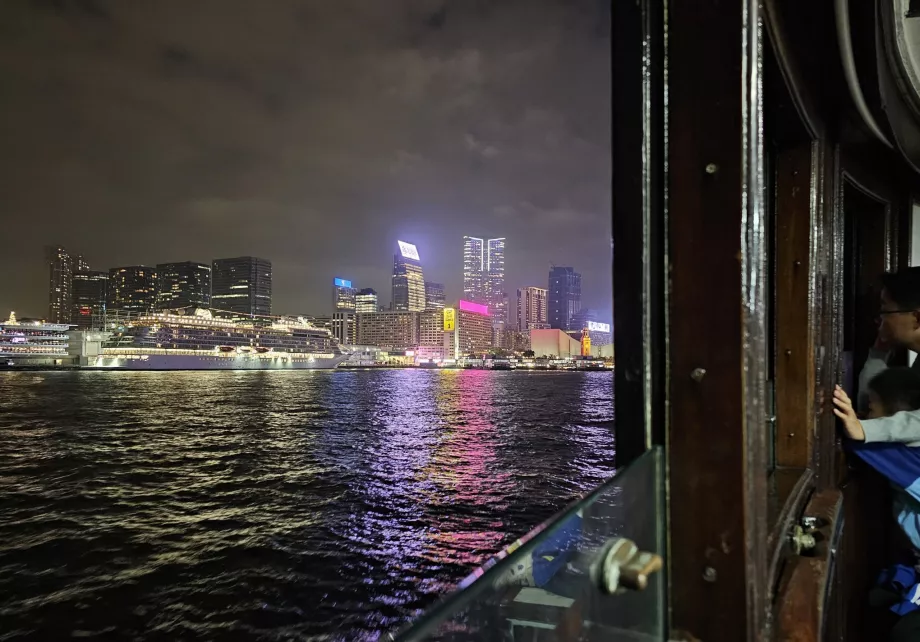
[0,369,614,640]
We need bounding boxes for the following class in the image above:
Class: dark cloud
[0,0,611,318]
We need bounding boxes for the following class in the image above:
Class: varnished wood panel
[775,144,816,468]
[667,0,767,639]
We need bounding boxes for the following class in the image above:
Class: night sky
[0,0,611,318]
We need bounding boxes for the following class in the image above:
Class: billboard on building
[334,277,352,288]
[587,321,611,333]
[459,300,489,316]
[443,307,456,331]
[397,241,420,261]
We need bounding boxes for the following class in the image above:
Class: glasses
[879,309,919,315]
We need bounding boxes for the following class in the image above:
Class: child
[835,368,920,551]
[834,368,920,626]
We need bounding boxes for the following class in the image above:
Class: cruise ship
[88,308,347,370]
[1,312,73,366]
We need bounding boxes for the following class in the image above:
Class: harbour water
[0,370,615,640]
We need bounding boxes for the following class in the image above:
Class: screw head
[690,367,707,382]
[702,566,717,582]
[705,163,718,174]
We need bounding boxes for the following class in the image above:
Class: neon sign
[397,240,420,261]
[334,278,352,288]
[459,300,489,315]
[443,307,456,331]
[587,321,611,332]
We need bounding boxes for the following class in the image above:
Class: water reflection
[0,370,614,640]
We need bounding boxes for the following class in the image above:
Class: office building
[444,300,493,359]
[71,271,108,329]
[355,288,379,314]
[211,256,272,318]
[463,236,485,302]
[392,241,425,312]
[333,278,357,312]
[46,245,74,323]
[487,238,507,323]
[356,311,418,350]
[331,311,356,345]
[424,281,445,310]
[517,286,549,331]
[108,266,158,313]
[462,236,506,309]
[548,266,582,331]
[417,309,445,357]
[156,261,211,310]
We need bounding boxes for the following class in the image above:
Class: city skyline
[0,1,611,319]
[30,240,608,324]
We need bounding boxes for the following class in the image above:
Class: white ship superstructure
[88,308,346,370]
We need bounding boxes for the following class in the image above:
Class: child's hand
[833,385,865,441]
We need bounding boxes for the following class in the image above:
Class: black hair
[880,267,920,310]
[868,367,920,414]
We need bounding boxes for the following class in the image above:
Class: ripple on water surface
[0,369,615,640]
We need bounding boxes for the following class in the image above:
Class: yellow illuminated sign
[443,308,456,331]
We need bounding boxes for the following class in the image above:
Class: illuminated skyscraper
[46,245,74,323]
[392,241,425,312]
[333,278,357,312]
[424,281,445,310]
[548,266,582,331]
[486,238,506,324]
[156,262,211,310]
[463,236,485,302]
[462,236,506,322]
[212,256,272,318]
[517,286,549,331]
[355,288,378,313]
[108,266,158,313]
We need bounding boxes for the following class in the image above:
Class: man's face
[879,288,919,347]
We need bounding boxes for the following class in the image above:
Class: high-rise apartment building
[211,257,272,318]
[108,266,158,313]
[333,278,357,312]
[156,261,211,310]
[517,286,549,331]
[71,271,108,329]
[46,245,74,323]
[548,266,582,331]
[392,241,425,312]
[424,281,445,310]
[355,288,379,314]
[462,236,506,323]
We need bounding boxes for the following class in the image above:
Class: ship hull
[86,353,348,370]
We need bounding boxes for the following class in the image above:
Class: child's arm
[834,385,920,446]
[834,385,866,440]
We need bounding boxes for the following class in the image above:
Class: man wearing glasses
[857,267,920,418]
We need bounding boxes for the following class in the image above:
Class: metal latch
[789,524,816,555]
[597,537,663,594]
